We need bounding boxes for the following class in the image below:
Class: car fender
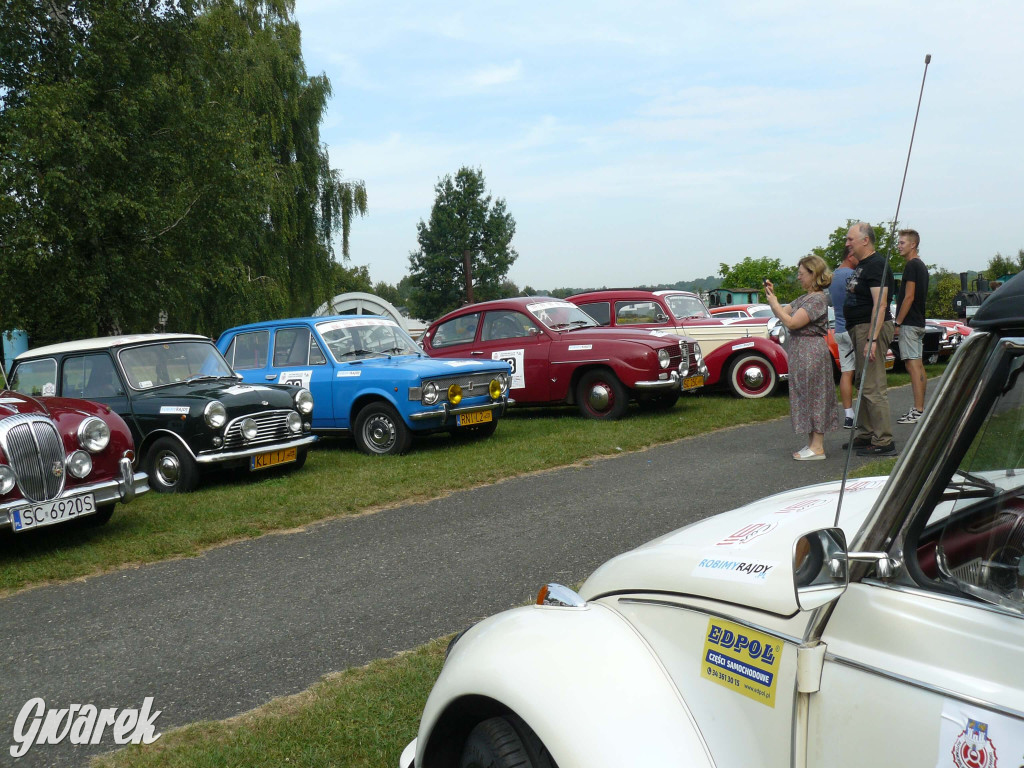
[416,602,713,768]
[702,336,788,386]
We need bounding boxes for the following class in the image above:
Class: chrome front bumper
[409,398,509,423]
[633,371,680,390]
[195,435,318,465]
[1,458,150,528]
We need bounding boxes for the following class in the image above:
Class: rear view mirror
[794,528,849,610]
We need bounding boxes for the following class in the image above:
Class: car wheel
[354,403,412,455]
[638,391,680,410]
[292,448,308,470]
[146,437,199,493]
[460,715,554,768]
[576,369,629,420]
[450,420,499,440]
[80,504,115,527]
[727,354,777,399]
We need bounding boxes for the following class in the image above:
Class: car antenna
[835,54,932,528]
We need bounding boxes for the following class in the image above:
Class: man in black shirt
[843,221,896,455]
[894,229,929,424]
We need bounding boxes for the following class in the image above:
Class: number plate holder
[251,447,298,471]
[682,375,705,391]
[11,493,97,532]
[457,410,493,427]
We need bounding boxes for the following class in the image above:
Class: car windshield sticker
[278,370,312,389]
[42,382,56,396]
[525,300,572,313]
[693,557,776,582]
[732,341,755,350]
[492,350,525,389]
[568,344,592,351]
[936,701,1023,768]
[159,406,190,415]
[137,380,153,389]
[716,522,779,547]
[337,370,361,377]
[317,318,397,333]
[701,617,781,708]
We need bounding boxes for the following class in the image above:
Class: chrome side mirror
[794,528,849,610]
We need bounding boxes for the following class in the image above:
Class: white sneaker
[897,408,923,425]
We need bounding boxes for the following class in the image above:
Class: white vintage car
[402,271,1024,768]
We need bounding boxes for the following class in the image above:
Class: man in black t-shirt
[894,229,929,424]
[843,221,896,455]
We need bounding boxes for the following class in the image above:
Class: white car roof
[16,333,209,360]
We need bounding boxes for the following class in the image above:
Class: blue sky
[293,1,1023,290]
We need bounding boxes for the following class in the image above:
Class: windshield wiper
[944,469,1000,499]
[339,348,382,359]
[184,374,225,384]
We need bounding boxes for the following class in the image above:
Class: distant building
[707,288,761,307]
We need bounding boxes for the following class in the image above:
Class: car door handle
[265,375,276,380]
[470,351,483,355]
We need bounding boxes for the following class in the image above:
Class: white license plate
[11,493,96,532]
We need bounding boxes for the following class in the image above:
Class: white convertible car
[402,272,1024,768]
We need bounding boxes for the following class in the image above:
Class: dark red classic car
[421,297,707,419]
[1,389,148,532]
[568,290,789,398]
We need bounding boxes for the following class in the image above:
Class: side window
[481,311,535,341]
[615,300,661,325]
[578,302,610,326]
[63,354,122,399]
[432,313,480,348]
[10,359,58,397]
[273,328,313,367]
[227,331,269,370]
[309,335,327,365]
[716,311,741,319]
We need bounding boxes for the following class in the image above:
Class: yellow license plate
[682,375,705,390]
[457,410,493,427]
[251,447,297,471]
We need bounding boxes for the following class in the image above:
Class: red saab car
[1,388,148,532]
[568,290,788,399]
[421,297,707,420]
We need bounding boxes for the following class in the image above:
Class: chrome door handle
[265,375,276,380]
[471,351,483,356]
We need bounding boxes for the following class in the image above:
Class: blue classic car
[216,316,512,455]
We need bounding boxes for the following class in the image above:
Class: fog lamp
[241,418,259,441]
[488,378,502,399]
[447,383,463,405]
[286,412,302,433]
[67,450,92,479]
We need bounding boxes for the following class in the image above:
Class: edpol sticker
[700,617,781,708]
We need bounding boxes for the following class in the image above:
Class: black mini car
[10,334,316,493]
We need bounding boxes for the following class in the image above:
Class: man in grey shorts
[894,229,929,424]
[829,249,858,428]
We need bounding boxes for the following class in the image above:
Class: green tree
[407,167,517,320]
[0,0,366,345]
[984,250,1024,281]
[718,256,799,302]
[930,271,962,320]
[809,220,900,270]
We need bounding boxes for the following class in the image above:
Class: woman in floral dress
[765,255,842,460]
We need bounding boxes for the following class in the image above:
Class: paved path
[0,386,920,766]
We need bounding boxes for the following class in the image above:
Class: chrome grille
[0,414,67,503]
[222,410,295,450]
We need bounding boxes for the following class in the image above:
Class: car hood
[130,381,295,413]
[0,391,105,421]
[340,355,509,379]
[579,477,887,615]
[560,327,692,347]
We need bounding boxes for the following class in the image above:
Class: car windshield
[749,307,774,318]
[663,294,710,319]
[316,318,420,362]
[526,301,598,330]
[118,341,234,389]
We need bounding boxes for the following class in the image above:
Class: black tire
[145,437,199,493]
[292,448,308,470]
[726,354,777,399]
[460,716,555,768]
[354,403,412,455]
[576,369,629,420]
[638,391,680,411]
[450,419,499,440]
[80,504,115,528]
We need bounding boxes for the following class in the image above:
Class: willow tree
[0,0,365,345]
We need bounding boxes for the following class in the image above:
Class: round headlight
[500,373,510,393]
[489,378,502,399]
[0,465,16,495]
[422,381,440,405]
[657,348,671,369]
[294,388,314,415]
[286,411,302,433]
[66,450,92,479]
[447,383,463,406]
[77,417,111,453]
[204,401,226,429]
[241,418,259,441]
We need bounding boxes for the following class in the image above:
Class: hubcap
[587,383,612,412]
[364,415,396,452]
[741,366,766,390]
[156,451,180,486]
